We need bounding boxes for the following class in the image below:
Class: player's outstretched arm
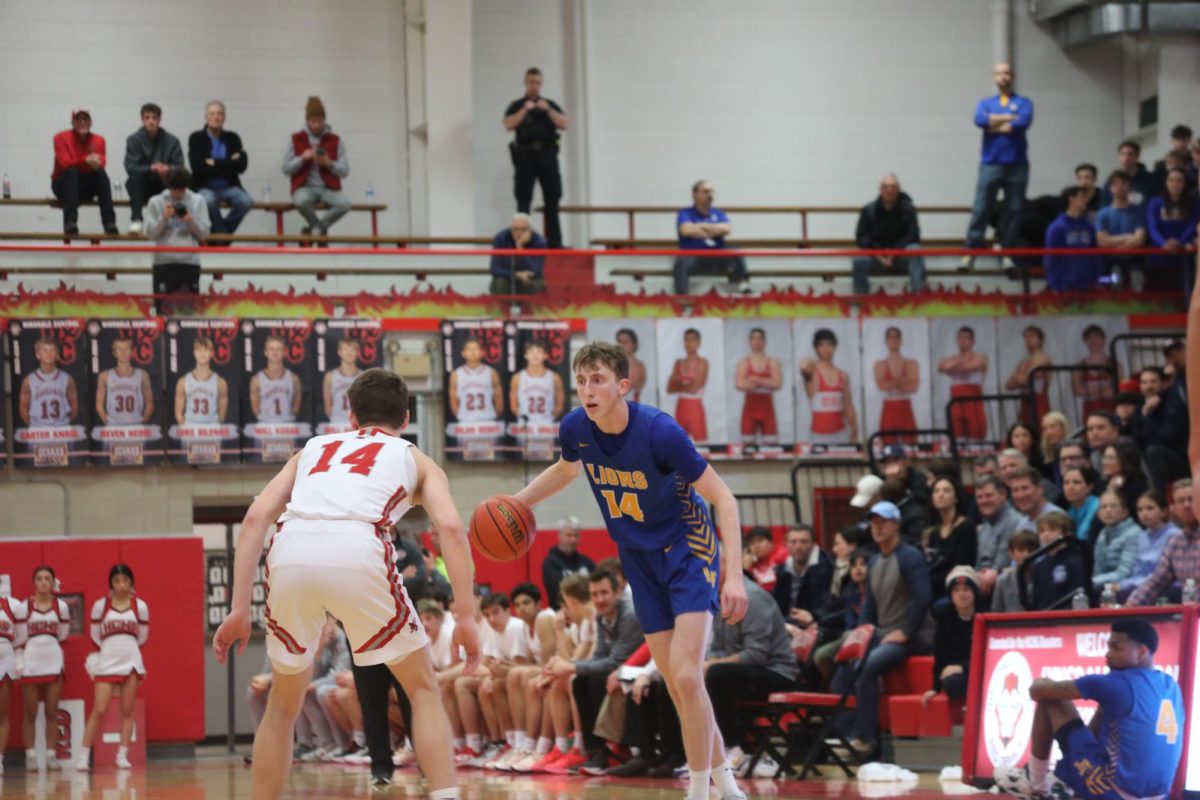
[1029,678,1082,701]
[515,457,583,509]
[692,465,748,624]
[412,450,481,673]
[213,454,299,664]
[1188,247,1200,485]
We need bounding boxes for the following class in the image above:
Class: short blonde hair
[572,340,629,380]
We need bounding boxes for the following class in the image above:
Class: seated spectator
[1002,447,1058,501]
[1084,411,1121,473]
[499,584,557,770]
[975,475,1023,595]
[1031,512,1087,610]
[1100,140,1155,206]
[1113,391,1140,436]
[612,653,686,778]
[596,556,633,604]
[975,452,1000,477]
[541,516,595,610]
[437,586,484,759]
[990,531,1039,613]
[744,526,788,592]
[1010,466,1065,534]
[188,100,252,238]
[1043,186,1101,292]
[880,443,931,505]
[773,524,833,626]
[143,168,211,315]
[1132,366,1190,491]
[921,566,979,707]
[544,570,644,774]
[1091,491,1141,594]
[295,616,350,760]
[1072,163,1101,217]
[283,96,351,237]
[1096,171,1146,287]
[124,102,184,234]
[923,477,977,600]
[245,654,274,734]
[1127,481,1198,606]
[1053,440,1091,496]
[1038,411,1070,483]
[1005,422,1043,474]
[1169,478,1195,529]
[851,173,926,294]
[1154,124,1195,185]
[453,592,529,765]
[673,180,750,295]
[1119,489,1183,601]
[1099,441,1147,513]
[813,548,869,685]
[489,213,547,295]
[1144,168,1199,294]
[880,476,928,547]
[842,502,933,756]
[706,581,800,769]
[828,526,860,599]
[1061,466,1102,542]
[51,108,117,235]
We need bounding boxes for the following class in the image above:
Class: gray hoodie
[124,127,184,176]
[144,189,211,266]
[709,581,798,681]
[976,501,1023,573]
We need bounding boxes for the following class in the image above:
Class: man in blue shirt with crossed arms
[515,340,749,800]
[996,618,1183,800]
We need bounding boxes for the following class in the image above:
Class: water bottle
[112,179,123,201]
[1184,579,1197,604]
[2,173,10,199]
[365,183,375,204]
[1071,589,1089,610]
[1099,584,1117,609]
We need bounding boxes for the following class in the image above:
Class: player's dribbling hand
[720,574,749,625]
[213,608,251,664]
[455,616,482,675]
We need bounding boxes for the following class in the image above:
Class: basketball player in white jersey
[448,338,504,422]
[213,368,480,799]
[19,337,78,427]
[324,337,362,425]
[249,336,302,423]
[509,340,564,424]
[0,594,28,775]
[175,336,229,424]
[96,338,154,426]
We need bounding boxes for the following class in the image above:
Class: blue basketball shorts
[618,538,720,634]
[1053,720,1125,800]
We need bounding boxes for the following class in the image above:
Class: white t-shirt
[482,614,530,661]
[429,614,457,671]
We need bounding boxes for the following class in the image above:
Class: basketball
[469,494,537,561]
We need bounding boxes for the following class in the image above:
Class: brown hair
[572,340,629,380]
[347,368,410,428]
[1009,466,1043,487]
[1036,511,1074,537]
[559,572,591,604]
[1008,530,1039,553]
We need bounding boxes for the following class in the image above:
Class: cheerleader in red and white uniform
[76,564,148,771]
[0,594,29,775]
[21,565,70,770]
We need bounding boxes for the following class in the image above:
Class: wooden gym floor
[0,752,987,798]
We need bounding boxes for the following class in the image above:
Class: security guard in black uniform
[504,67,568,248]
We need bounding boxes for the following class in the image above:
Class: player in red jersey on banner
[800,328,858,444]
[667,328,710,442]
[735,328,781,444]
[213,368,480,799]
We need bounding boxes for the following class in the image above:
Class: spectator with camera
[124,102,184,235]
[143,168,211,314]
[283,96,352,238]
[188,100,252,239]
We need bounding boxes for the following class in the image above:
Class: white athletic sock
[505,730,517,747]
[116,746,128,759]
[429,789,459,800]
[536,736,553,755]
[352,730,365,747]
[466,734,483,753]
[712,760,745,798]
[555,736,570,752]
[453,737,464,749]
[1029,756,1051,792]
[688,768,711,800]
[572,731,583,750]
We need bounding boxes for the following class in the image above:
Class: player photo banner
[442,319,510,461]
[655,318,728,456]
[792,318,864,458]
[241,319,314,464]
[506,320,570,461]
[88,319,165,466]
[585,320,658,408]
[722,319,795,459]
[166,319,241,465]
[8,318,90,467]
[313,319,384,436]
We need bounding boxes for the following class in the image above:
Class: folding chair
[742,624,820,777]
[765,623,876,779]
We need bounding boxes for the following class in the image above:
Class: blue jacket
[1091,517,1141,589]
[1043,212,1100,291]
[974,94,1033,165]
[489,228,547,280]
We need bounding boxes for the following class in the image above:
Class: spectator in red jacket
[51,108,118,235]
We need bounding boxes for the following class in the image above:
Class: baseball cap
[850,474,884,508]
[880,443,907,461]
[71,107,91,120]
[868,501,900,521]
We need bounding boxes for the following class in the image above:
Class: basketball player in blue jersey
[996,618,1183,800]
[515,340,749,800]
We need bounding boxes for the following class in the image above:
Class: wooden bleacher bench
[592,236,974,250]
[0,231,491,248]
[0,263,491,282]
[0,197,388,239]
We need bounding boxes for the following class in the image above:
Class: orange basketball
[469,494,537,561]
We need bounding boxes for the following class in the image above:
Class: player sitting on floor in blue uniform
[515,339,749,800]
[996,618,1183,800]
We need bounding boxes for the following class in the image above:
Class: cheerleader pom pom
[84,652,98,680]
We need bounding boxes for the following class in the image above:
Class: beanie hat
[305,96,326,119]
[945,565,981,593]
